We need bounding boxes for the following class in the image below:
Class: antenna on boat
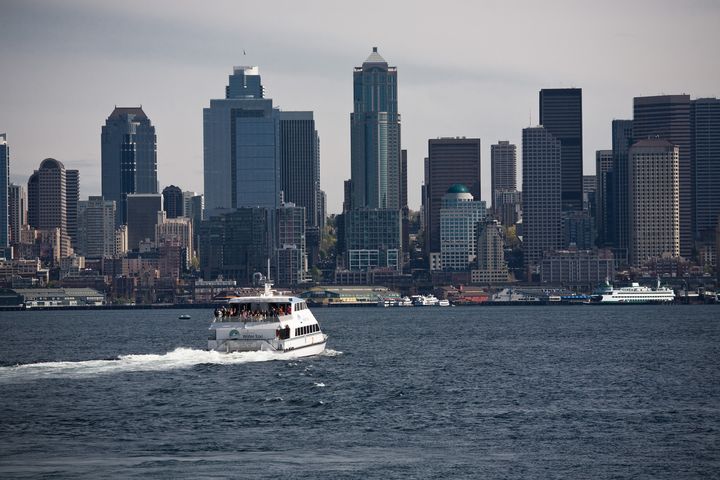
[262,257,274,297]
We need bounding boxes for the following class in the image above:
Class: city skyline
[2,0,718,213]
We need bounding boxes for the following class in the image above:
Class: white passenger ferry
[208,283,327,357]
[592,279,675,304]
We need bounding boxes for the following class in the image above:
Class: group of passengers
[214,303,292,320]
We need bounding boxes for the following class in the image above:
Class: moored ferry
[592,279,675,304]
[208,283,327,357]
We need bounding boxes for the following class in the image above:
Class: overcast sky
[1,0,718,213]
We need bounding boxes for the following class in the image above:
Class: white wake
[0,347,341,384]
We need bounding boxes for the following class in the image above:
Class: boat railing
[213,313,293,323]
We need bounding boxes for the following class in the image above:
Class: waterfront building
[628,139,680,267]
[162,185,184,219]
[424,137,482,256]
[0,134,8,251]
[439,184,486,271]
[472,219,509,284]
[8,183,26,246]
[101,106,158,226]
[490,140,517,210]
[539,88,583,211]
[633,95,691,257]
[691,98,720,242]
[126,193,162,251]
[27,158,72,258]
[198,207,269,284]
[595,149,614,246]
[522,126,562,270]
[76,196,116,258]
[612,119,633,260]
[540,248,615,290]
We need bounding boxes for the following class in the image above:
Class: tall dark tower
[690,98,720,243]
[539,88,583,212]
[350,47,401,210]
[101,106,158,226]
[162,185,184,219]
[633,95,692,257]
[612,119,633,262]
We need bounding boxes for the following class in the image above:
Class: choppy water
[1,306,719,479]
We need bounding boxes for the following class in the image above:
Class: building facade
[424,137,482,256]
[691,98,720,242]
[490,140,517,208]
[275,203,307,286]
[633,95,691,257]
[439,184,486,271]
[343,209,401,271]
[126,194,162,251]
[628,139,680,266]
[612,119,633,260]
[77,196,116,258]
[472,220,509,283]
[8,183,26,246]
[0,134,8,251]
[162,185,184,219]
[522,127,562,270]
[27,158,72,258]
[595,149,614,246]
[101,107,158,226]
[539,88,583,211]
[540,249,615,290]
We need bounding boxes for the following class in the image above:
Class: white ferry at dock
[591,279,675,304]
[208,283,327,357]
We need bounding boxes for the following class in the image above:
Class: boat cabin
[213,298,309,322]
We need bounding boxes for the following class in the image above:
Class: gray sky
[1,0,718,213]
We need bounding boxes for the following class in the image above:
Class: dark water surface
[1,306,719,479]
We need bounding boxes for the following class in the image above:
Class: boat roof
[226,295,304,304]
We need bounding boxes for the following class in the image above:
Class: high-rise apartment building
[101,107,158,226]
[162,185,183,219]
[8,183,26,246]
[27,158,72,258]
[77,196,116,258]
[612,119,633,260]
[691,98,720,242]
[472,220,509,284]
[65,169,79,248]
[522,127,562,270]
[350,47,401,210]
[490,141,517,204]
[595,150,614,246]
[439,184,486,271]
[628,139,680,266]
[539,88,583,211]
[424,138,482,256]
[633,95,691,257]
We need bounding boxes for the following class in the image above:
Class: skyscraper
[8,183,26,246]
[27,158,72,258]
[126,194,162,251]
[203,66,279,214]
[162,185,184,219]
[424,138,482,257]
[350,47,401,210]
[522,126,562,270]
[279,111,321,229]
[539,88,583,211]
[66,169,79,248]
[439,184,486,271]
[628,139,680,266]
[612,119,633,259]
[0,134,8,250]
[595,150,614,246]
[275,203,307,286]
[101,107,158,226]
[490,140,517,200]
[691,98,720,242]
[633,95,691,257]
[77,196,116,258]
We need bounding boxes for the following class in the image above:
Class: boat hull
[208,336,328,358]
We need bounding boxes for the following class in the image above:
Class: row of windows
[295,323,319,336]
